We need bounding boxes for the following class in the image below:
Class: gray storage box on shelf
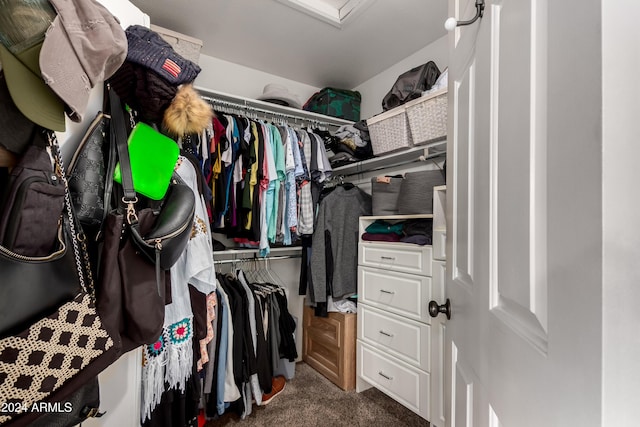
[151,24,203,64]
[404,88,448,145]
[371,176,403,216]
[397,169,446,215]
[366,105,413,155]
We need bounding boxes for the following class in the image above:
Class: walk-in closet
[1,0,636,426]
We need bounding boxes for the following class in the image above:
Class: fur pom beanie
[109,61,177,123]
[163,84,213,136]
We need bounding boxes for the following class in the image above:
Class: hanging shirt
[236,270,263,406]
[215,285,241,414]
[210,117,226,223]
[309,186,372,303]
[260,123,276,256]
[243,121,260,231]
[268,124,286,243]
[310,132,332,183]
[290,127,305,179]
[221,116,241,223]
[280,126,297,243]
[296,130,314,235]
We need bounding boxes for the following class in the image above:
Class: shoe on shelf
[261,375,286,405]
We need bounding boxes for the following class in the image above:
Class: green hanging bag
[113,122,179,200]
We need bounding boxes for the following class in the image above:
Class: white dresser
[356,186,447,426]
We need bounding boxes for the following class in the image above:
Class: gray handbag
[371,175,403,215]
[396,169,445,214]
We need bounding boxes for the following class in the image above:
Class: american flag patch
[161,58,181,78]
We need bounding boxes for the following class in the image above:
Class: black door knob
[428,298,451,320]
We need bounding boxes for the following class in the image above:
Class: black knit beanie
[125,25,200,85]
[110,61,177,123]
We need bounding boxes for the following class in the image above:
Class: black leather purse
[0,133,118,427]
[130,173,195,270]
[94,87,194,353]
[105,87,195,272]
[0,131,78,337]
[0,224,80,338]
[67,86,111,229]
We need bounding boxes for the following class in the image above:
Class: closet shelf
[361,213,434,221]
[195,87,354,129]
[332,140,446,177]
[213,246,303,258]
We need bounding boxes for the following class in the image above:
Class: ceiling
[129,0,448,89]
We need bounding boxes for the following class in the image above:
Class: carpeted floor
[205,362,429,426]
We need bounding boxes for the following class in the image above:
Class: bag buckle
[122,196,139,224]
[80,405,105,419]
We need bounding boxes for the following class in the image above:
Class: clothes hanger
[264,257,286,288]
[257,259,273,285]
[334,175,354,190]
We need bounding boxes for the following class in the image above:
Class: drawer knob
[380,256,396,261]
[428,298,452,320]
[380,289,395,295]
[379,330,394,338]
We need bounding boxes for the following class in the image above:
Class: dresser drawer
[358,266,432,323]
[303,306,357,391]
[304,308,344,348]
[359,242,432,276]
[358,305,430,371]
[357,341,430,419]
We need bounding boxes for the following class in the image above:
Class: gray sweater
[309,186,372,304]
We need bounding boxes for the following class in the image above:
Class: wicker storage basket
[151,25,203,64]
[367,105,413,156]
[404,88,448,145]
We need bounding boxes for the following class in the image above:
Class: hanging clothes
[142,156,218,425]
[191,107,339,254]
[201,268,297,421]
[309,185,372,305]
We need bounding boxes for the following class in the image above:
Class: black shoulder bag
[0,131,119,427]
[96,86,195,353]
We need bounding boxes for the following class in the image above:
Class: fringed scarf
[141,157,217,423]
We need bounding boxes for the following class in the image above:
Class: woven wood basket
[404,88,448,145]
[151,25,203,65]
[367,105,413,155]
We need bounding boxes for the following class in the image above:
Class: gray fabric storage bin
[371,176,403,216]
[397,169,445,214]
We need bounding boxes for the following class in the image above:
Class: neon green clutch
[113,122,179,200]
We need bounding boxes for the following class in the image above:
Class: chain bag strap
[48,131,95,300]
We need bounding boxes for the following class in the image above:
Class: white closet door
[444,0,603,426]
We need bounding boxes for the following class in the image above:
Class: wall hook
[445,0,485,31]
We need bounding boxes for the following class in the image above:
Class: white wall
[194,35,449,124]
[194,54,321,109]
[353,35,449,121]
[601,0,640,424]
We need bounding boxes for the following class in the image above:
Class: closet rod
[337,149,446,179]
[202,96,333,129]
[213,254,302,265]
[195,87,353,130]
